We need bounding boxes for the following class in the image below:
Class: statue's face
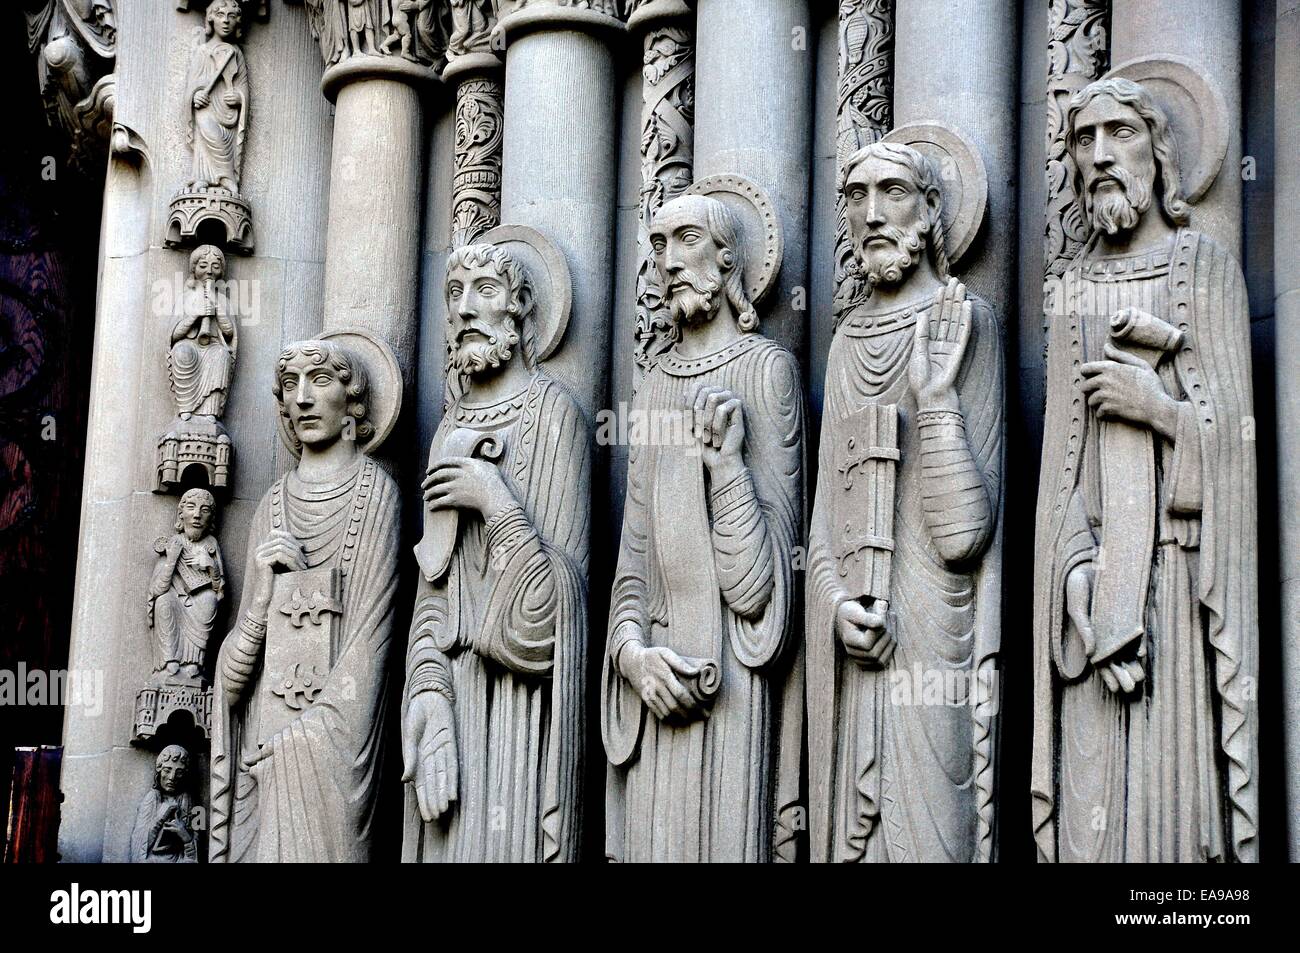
[192,251,224,282]
[209,3,241,40]
[158,761,186,796]
[278,352,350,449]
[1071,95,1157,236]
[844,154,930,288]
[650,204,726,326]
[446,261,520,378]
[178,496,213,541]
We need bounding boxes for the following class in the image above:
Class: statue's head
[840,141,949,290]
[1066,77,1190,238]
[206,0,243,40]
[650,194,758,332]
[155,745,189,796]
[272,340,373,453]
[444,242,535,380]
[189,244,226,282]
[175,488,216,541]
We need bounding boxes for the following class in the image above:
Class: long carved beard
[667,270,723,326]
[1085,166,1154,236]
[451,326,520,376]
[856,220,927,288]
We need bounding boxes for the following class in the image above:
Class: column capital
[444,0,506,83]
[497,0,627,45]
[321,53,441,101]
[626,0,693,31]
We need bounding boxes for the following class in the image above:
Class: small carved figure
[170,244,237,421]
[446,0,495,58]
[147,488,224,686]
[346,0,380,56]
[130,745,199,863]
[185,0,249,194]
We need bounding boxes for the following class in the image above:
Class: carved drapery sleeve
[708,470,776,621]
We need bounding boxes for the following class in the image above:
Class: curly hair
[205,0,244,39]
[652,194,760,333]
[839,140,951,280]
[272,339,373,452]
[174,488,217,533]
[444,242,539,370]
[1064,77,1191,228]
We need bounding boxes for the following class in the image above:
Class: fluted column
[693,0,815,360]
[498,0,623,419]
[1276,0,1300,862]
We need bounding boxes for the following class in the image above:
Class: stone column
[320,57,437,381]
[444,3,504,249]
[498,0,623,419]
[1276,0,1300,862]
[1110,0,1241,253]
[693,0,815,360]
[894,0,1018,315]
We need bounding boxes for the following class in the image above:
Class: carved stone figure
[807,136,1004,863]
[210,330,403,862]
[130,745,199,863]
[403,230,588,862]
[602,180,804,862]
[446,0,495,57]
[185,0,248,194]
[1032,76,1258,862]
[147,488,224,687]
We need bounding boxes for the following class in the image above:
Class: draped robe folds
[210,456,400,863]
[1032,229,1258,862]
[402,373,589,863]
[186,38,248,192]
[806,295,1003,863]
[602,334,804,863]
[151,535,224,671]
[170,288,235,418]
[130,790,198,863]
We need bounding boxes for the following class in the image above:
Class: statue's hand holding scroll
[1080,331,1180,439]
[423,456,514,523]
[1066,561,1146,695]
[837,596,894,668]
[690,385,746,486]
[909,278,972,412]
[620,640,708,723]
[402,691,459,822]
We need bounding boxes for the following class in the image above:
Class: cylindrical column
[321,62,433,380]
[499,1,622,419]
[1276,0,1300,862]
[895,0,1018,316]
[694,0,815,360]
[1111,0,1242,253]
[445,23,504,250]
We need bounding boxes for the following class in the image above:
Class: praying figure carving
[1032,76,1258,862]
[806,137,1004,863]
[404,231,588,862]
[602,185,805,862]
[147,488,224,688]
[185,0,248,194]
[130,745,199,863]
[210,332,403,862]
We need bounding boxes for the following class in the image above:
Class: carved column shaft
[693,0,815,360]
[1276,0,1300,863]
[450,73,504,248]
[630,1,695,387]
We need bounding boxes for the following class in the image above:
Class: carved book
[832,403,899,604]
[258,567,342,748]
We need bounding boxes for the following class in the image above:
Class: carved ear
[516,282,535,322]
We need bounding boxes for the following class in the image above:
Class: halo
[1105,55,1228,204]
[276,327,403,458]
[685,173,784,305]
[477,224,573,361]
[881,122,989,267]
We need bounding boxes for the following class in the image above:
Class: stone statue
[1032,76,1258,862]
[130,745,199,863]
[147,488,224,687]
[446,0,495,58]
[601,181,805,862]
[345,0,380,56]
[210,330,403,862]
[170,244,237,421]
[185,0,248,194]
[403,230,588,862]
[807,137,1004,863]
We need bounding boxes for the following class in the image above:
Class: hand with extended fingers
[909,277,973,412]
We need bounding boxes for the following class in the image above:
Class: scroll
[258,566,342,748]
[414,428,505,582]
[832,403,900,607]
[1090,308,1183,664]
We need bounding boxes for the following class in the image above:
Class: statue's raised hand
[909,277,972,412]
[248,529,306,621]
[402,691,459,822]
[689,384,746,484]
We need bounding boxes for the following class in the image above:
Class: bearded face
[446,262,522,378]
[1071,95,1158,237]
[844,154,933,290]
[650,204,729,327]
